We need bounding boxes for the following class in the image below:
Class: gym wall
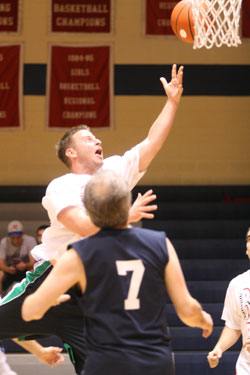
[1,0,250,186]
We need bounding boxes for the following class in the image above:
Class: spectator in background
[0,220,36,296]
[36,225,49,245]
[0,221,36,375]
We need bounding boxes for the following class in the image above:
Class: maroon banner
[242,0,250,38]
[50,0,112,33]
[47,44,112,129]
[0,44,22,129]
[145,0,177,36]
[0,0,20,33]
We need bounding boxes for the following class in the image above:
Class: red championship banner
[0,0,21,33]
[47,44,113,129]
[0,44,23,129]
[50,0,112,33]
[144,0,177,36]
[242,0,250,38]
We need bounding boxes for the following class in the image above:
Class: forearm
[212,326,241,353]
[12,338,64,367]
[148,98,179,149]
[178,297,206,328]
[22,251,81,321]
[0,260,12,273]
[139,98,180,171]
[12,338,44,356]
[22,293,48,320]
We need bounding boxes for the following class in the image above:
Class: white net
[192,0,243,48]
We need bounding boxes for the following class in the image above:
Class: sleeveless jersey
[70,226,174,375]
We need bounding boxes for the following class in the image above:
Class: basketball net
[192,0,242,48]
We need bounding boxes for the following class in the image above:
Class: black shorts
[2,270,27,296]
[0,260,86,375]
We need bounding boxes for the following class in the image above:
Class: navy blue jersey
[70,227,174,375]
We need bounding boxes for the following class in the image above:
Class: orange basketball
[171,0,195,44]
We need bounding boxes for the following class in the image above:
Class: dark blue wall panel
[23,64,250,96]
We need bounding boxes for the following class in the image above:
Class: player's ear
[65,147,76,159]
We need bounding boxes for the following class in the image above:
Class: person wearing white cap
[0,220,36,296]
[0,222,65,374]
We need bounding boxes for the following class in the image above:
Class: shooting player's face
[70,129,103,173]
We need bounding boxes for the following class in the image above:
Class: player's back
[72,226,174,375]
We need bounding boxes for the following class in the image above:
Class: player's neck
[114,223,130,230]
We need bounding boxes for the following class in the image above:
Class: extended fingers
[177,65,184,86]
[142,195,157,206]
[141,204,157,212]
[172,64,177,79]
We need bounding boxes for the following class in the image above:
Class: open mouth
[95,148,102,156]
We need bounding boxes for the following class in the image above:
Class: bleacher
[134,185,250,375]
[1,185,250,374]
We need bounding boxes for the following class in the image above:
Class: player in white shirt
[32,144,147,263]
[207,227,250,375]
[0,64,183,374]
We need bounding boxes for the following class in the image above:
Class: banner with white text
[0,0,21,33]
[242,0,250,38]
[144,0,177,36]
[0,44,23,129]
[47,44,113,129]
[50,0,112,33]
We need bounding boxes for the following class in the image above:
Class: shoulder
[0,236,7,244]
[22,235,37,247]
[228,270,249,290]
[46,173,75,191]
[136,227,166,241]
[46,173,89,195]
[103,155,121,168]
[0,237,8,247]
[103,146,139,166]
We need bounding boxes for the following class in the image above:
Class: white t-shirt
[0,234,36,265]
[222,270,250,375]
[31,145,145,261]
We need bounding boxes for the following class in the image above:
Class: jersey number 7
[116,259,145,310]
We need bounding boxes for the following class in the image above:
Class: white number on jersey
[116,259,145,310]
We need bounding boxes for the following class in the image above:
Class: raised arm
[138,64,183,172]
[165,238,213,338]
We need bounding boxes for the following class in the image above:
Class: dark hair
[36,225,49,234]
[83,170,131,229]
[56,124,90,168]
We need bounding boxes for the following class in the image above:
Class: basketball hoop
[192,0,243,48]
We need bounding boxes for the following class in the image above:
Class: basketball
[171,0,195,44]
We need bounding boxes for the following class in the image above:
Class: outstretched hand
[160,64,184,105]
[129,189,157,223]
